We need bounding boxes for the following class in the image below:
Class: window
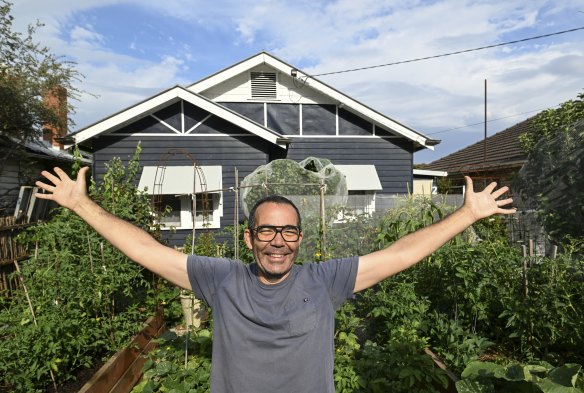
[139,166,223,229]
[14,186,56,222]
[158,195,182,227]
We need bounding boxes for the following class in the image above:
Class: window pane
[267,103,299,135]
[302,104,336,135]
[338,107,372,135]
[220,102,264,125]
[195,194,214,224]
[159,195,181,226]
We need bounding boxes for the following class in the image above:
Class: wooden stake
[522,244,529,297]
[319,180,326,261]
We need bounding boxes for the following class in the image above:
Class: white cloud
[8,0,584,163]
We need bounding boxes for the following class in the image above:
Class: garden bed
[78,308,164,393]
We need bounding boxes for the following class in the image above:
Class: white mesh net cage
[240,157,348,221]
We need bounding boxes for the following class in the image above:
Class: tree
[514,91,584,243]
[518,90,584,154]
[0,0,83,144]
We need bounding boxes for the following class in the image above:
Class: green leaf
[156,360,173,376]
[461,361,505,380]
[504,364,530,382]
[547,364,582,388]
[537,378,581,393]
[456,379,496,393]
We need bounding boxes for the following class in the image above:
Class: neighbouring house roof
[66,85,289,149]
[422,117,532,175]
[187,51,439,151]
[1,136,91,164]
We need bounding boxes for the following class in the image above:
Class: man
[36,167,515,392]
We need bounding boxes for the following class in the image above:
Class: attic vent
[250,72,277,99]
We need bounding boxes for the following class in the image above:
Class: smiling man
[35,167,516,393]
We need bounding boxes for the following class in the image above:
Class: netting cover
[514,119,584,240]
[240,157,348,219]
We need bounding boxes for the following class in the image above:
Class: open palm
[35,167,91,212]
[463,176,515,220]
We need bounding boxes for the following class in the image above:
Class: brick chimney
[42,85,67,150]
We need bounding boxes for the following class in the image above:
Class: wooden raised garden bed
[78,309,164,393]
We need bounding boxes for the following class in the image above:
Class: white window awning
[335,165,382,191]
[138,166,222,194]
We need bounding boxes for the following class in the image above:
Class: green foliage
[515,121,584,242]
[457,361,584,392]
[0,146,157,392]
[131,329,212,393]
[134,192,584,392]
[519,91,584,154]
[497,252,584,362]
[1,0,85,175]
[183,231,227,258]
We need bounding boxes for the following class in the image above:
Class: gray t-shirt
[187,255,359,393]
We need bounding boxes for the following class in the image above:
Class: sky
[9,0,584,163]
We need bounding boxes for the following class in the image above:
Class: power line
[312,26,584,77]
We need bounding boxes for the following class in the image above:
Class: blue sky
[10,0,584,163]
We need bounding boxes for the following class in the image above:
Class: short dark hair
[248,195,302,230]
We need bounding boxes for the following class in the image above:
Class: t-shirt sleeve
[314,256,359,309]
[186,254,237,307]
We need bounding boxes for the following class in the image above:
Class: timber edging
[78,308,164,393]
[425,347,459,393]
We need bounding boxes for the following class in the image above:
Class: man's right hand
[35,166,91,212]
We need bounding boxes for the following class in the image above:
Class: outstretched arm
[354,176,516,292]
[35,167,190,290]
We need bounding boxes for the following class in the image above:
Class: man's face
[244,202,303,285]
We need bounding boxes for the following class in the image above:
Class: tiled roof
[422,117,532,174]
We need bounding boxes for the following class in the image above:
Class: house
[412,169,448,195]
[67,52,439,246]
[0,86,89,221]
[421,117,532,192]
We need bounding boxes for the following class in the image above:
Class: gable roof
[67,85,288,149]
[423,117,532,174]
[188,51,439,150]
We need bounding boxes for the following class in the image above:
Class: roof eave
[66,85,286,149]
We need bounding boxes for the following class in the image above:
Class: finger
[35,181,55,193]
[492,186,510,199]
[34,192,53,200]
[41,170,61,185]
[464,176,474,194]
[484,181,498,194]
[496,197,513,207]
[53,167,72,181]
[77,166,90,181]
[498,206,517,215]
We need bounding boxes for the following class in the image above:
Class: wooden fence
[0,216,33,295]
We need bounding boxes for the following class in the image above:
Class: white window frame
[14,186,54,222]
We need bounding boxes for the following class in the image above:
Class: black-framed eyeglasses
[252,225,302,242]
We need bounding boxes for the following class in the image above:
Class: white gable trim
[188,52,435,150]
[69,86,286,149]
